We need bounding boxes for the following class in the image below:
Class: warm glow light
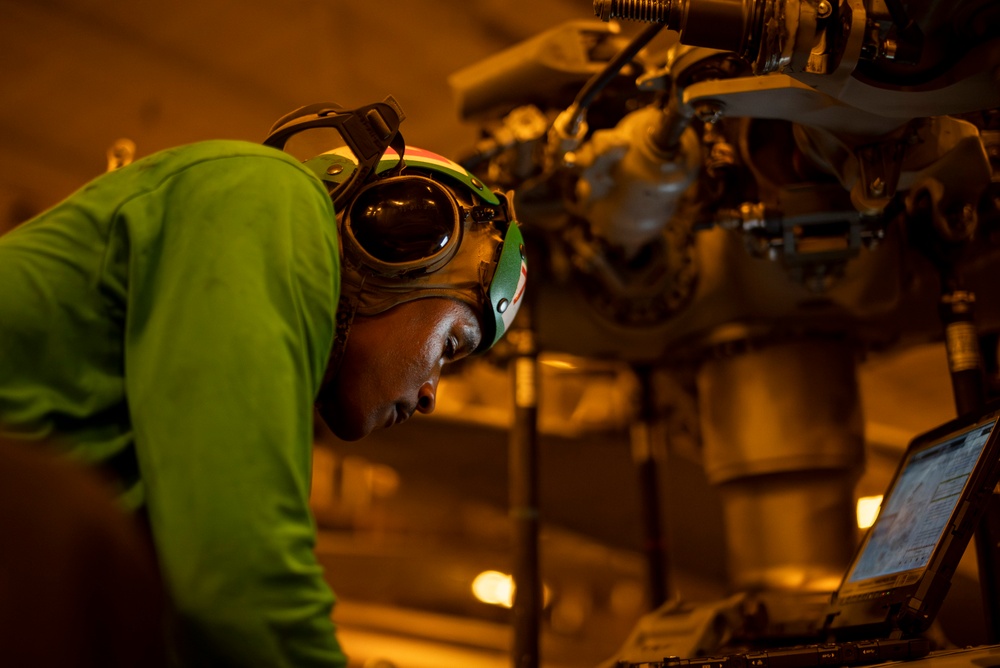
[471,571,554,609]
[857,495,883,529]
[472,571,514,608]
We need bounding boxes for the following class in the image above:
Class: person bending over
[0,96,527,666]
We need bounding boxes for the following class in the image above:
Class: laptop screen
[845,417,998,584]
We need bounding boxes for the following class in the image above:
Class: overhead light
[471,570,552,609]
[541,358,576,370]
[857,495,883,529]
[472,570,514,608]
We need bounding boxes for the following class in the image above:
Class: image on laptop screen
[845,418,998,585]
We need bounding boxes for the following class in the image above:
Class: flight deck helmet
[263,96,527,359]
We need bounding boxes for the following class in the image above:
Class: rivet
[519,243,525,259]
[326,164,344,175]
[693,100,725,124]
[471,177,484,189]
[497,298,509,313]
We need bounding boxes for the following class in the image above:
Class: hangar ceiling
[0,0,585,222]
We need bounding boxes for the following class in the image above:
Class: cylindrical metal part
[716,469,860,591]
[631,366,671,608]
[572,105,701,258]
[649,93,695,155]
[696,339,864,592]
[595,0,676,24]
[941,291,986,416]
[939,289,1000,643]
[680,0,753,53]
[510,329,541,668]
[634,435,670,606]
[594,0,762,58]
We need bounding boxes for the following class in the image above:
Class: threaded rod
[594,0,674,24]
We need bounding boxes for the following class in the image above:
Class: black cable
[459,23,664,173]
[573,22,665,115]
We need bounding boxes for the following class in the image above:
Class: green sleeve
[118,153,345,666]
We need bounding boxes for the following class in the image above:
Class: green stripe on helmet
[485,221,527,350]
[380,150,501,206]
[305,146,500,206]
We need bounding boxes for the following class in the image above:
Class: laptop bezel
[823,402,1000,640]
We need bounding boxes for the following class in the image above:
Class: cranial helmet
[263,96,527,363]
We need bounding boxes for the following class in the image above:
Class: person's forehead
[389,297,482,345]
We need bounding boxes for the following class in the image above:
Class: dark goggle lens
[348,179,457,264]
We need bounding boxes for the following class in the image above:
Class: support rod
[510,325,541,668]
[631,365,670,608]
[940,289,1000,644]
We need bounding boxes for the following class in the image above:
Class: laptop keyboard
[617,637,932,668]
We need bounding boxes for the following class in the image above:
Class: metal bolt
[693,100,725,124]
[963,204,977,224]
[881,38,898,60]
[326,164,344,175]
[497,298,510,314]
[869,177,885,197]
[816,0,832,18]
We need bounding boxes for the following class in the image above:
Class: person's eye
[444,336,458,360]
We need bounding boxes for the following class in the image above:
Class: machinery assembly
[447,0,1000,664]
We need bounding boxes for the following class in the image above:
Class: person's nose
[416,376,439,414]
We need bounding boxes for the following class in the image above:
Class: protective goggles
[342,174,527,352]
[343,174,514,277]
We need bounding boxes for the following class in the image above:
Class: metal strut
[510,318,541,668]
[940,288,1000,644]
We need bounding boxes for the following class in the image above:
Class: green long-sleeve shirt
[0,140,347,666]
